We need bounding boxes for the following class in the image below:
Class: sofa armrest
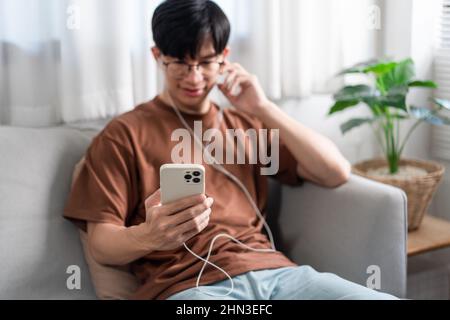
[276,173,407,298]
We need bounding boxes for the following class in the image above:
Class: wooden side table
[408,214,450,256]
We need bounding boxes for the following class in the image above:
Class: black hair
[152,0,231,60]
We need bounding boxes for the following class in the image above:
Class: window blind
[432,0,450,160]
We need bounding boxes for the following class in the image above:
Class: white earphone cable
[165,93,277,297]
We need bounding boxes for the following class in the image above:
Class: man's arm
[217,61,351,188]
[87,222,154,266]
[255,101,351,188]
[86,192,213,266]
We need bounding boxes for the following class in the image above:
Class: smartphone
[160,164,206,205]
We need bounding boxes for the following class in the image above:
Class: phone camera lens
[193,178,200,183]
[193,171,201,177]
[184,174,192,180]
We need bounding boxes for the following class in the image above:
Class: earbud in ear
[230,85,242,97]
[216,71,242,96]
[216,73,227,85]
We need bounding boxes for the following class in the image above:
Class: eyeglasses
[162,59,225,79]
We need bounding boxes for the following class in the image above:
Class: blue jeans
[166,265,398,300]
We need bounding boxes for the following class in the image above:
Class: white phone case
[160,164,205,205]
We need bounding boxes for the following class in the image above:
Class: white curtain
[0,0,160,126]
[0,0,382,127]
[216,0,382,100]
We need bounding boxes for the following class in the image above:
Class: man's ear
[151,46,161,61]
[222,46,230,59]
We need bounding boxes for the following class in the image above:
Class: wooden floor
[408,214,450,256]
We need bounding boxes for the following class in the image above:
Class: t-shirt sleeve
[256,117,304,186]
[253,111,304,186]
[63,133,139,232]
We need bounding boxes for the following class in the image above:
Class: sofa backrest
[0,123,283,299]
[0,126,99,299]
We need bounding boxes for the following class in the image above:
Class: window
[432,0,450,160]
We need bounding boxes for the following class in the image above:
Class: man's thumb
[145,188,161,211]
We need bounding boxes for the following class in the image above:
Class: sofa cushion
[71,157,139,299]
[79,230,139,299]
[0,126,98,299]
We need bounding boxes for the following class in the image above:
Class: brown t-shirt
[63,96,304,300]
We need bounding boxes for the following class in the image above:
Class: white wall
[278,96,380,165]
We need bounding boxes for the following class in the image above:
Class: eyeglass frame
[161,58,225,78]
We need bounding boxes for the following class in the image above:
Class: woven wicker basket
[352,158,445,231]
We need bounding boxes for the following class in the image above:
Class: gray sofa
[0,125,408,299]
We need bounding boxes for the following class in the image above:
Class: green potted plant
[329,58,450,231]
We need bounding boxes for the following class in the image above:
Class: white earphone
[216,72,242,97]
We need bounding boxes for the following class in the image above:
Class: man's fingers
[160,193,207,216]
[169,197,214,225]
[178,210,211,241]
[224,70,238,89]
[232,62,246,73]
[177,208,211,234]
[229,75,247,95]
[221,59,232,72]
[220,60,239,75]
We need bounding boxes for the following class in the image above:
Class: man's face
[153,38,229,110]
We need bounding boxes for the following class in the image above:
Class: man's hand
[141,190,214,251]
[86,191,213,266]
[217,60,271,117]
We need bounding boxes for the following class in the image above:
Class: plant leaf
[340,118,377,134]
[433,98,450,111]
[378,96,407,111]
[337,59,382,75]
[375,85,408,111]
[363,62,397,75]
[409,106,450,125]
[328,100,360,115]
[388,85,409,95]
[409,106,430,119]
[378,58,415,92]
[408,80,438,88]
[333,85,374,101]
[391,113,409,119]
[438,115,450,125]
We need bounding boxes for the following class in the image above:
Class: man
[64,0,397,300]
